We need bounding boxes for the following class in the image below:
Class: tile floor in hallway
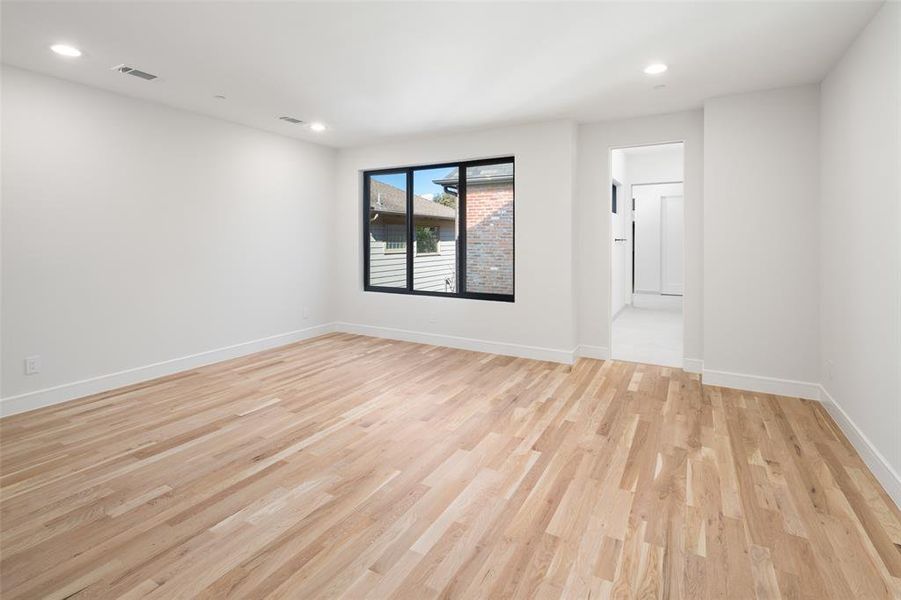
[612,292,683,368]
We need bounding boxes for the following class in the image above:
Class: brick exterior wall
[466,182,513,295]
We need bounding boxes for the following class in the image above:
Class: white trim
[576,345,610,360]
[818,385,901,507]
[701,368,820,400]
[0,323,337,418]
[334,322,575,365]
[682,357,704,374]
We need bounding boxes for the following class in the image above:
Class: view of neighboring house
[368,163,514,295]
[435,163,514,295]
[369,178,458,292]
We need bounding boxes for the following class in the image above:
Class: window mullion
[458,163,467,296]
[363,174,370,289]
[405,169,414,292]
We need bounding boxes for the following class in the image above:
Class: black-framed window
[364,157,514,302]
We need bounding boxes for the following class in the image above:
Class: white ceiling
[1,1,882,148]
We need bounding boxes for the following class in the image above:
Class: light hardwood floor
[1,333,899,599]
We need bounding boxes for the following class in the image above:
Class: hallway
[612,292,682,367]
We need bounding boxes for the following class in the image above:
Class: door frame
[610,178,626,317]
[607,142,686,363]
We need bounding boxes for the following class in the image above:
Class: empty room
[1,2,899,599]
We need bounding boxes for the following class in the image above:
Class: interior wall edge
[0,322,336,418]
[819,384,901,507]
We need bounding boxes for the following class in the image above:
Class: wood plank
[1,333,898,598]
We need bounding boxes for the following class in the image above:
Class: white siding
[369,220,407,288]
[413,229,456,292]
[369,221,456,292]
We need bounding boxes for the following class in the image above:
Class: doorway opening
[609,142,684,367]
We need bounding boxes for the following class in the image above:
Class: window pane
[412,167,458,293]
[368,172,408,288]
[465,161,514,295]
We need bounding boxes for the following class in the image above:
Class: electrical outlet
[302,306,309,320]
[25,356,41,375]
[825,359,834,382]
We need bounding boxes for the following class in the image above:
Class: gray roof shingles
[370,179,456,220]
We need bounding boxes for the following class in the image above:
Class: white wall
[333,120,579,361]
[1,66,337,412]
[819,2,900,491]
[576,111,703,363]
[703,85,820,384]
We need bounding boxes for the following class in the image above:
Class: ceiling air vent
[111,64,158,80]
[279,116,304,124]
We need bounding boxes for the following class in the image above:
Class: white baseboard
[701,368,820,400]
[334,322,576,365]
[818,385,901,507]
[699,370,900,506]
[0,323,337,418]
[576,345,610,360]
[682,357,704,374]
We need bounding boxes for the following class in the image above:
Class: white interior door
[661,195,684,295]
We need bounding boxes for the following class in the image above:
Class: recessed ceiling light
[50,44,82,58]
[644,63,668,75]
[310,122,326,133]
[654,84,667,90]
